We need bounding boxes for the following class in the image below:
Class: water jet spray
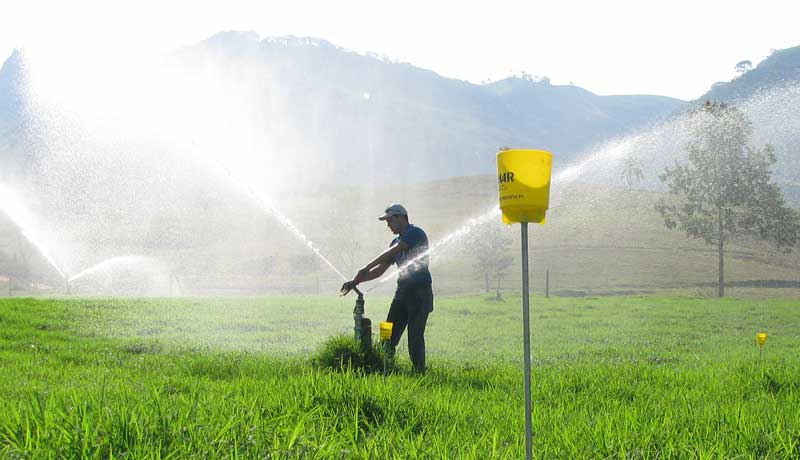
[213,159,348,282]
[0,182,68,283]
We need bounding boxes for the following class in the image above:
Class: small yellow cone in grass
[379,322,393,342]
[756,332,767,346]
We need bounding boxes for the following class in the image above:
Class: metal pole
[545,269,549,299]
[521,222,533,460]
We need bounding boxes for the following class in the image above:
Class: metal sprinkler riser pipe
[352,287,372,350]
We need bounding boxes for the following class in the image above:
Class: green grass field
[1,294,799,458]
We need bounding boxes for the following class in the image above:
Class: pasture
[0,294,798,458]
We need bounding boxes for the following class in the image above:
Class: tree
[734,60,752,74]
[471,222,513,297]
[620,154,644,191]
[655,101,800,297]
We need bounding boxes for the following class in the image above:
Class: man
[340,204,433,373]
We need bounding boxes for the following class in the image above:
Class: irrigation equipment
[757,332,768,360]
[380,321,393,374]
[497,148,553,460]
[351,287,372,350]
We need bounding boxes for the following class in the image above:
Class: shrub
[312,334,396,374]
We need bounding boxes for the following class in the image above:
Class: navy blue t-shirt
[391,224,432,286]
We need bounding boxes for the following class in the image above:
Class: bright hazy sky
[1,0,799,100]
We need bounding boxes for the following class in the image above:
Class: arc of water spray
[364,147,624,292]
[67,255,152,283]
[215,127,668,292]
[367,205,501,291]
[214,160,348,282]
[0,182,67,280]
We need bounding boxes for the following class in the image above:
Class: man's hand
[340,280,358,296]
[339,263,390,295]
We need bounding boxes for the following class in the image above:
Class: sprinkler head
[353,287,365,316]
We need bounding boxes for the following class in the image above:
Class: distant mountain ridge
[0,49,28,180]
[0,49,24,118]
[0,32,687,184]
[698,46,800,103]
[162,31,689,183]
[2,33,800,186]
[694,45,800,204]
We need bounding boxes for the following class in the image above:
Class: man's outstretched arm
[361,241,409,273]
[340,241,408,294]
[340,262,391,294]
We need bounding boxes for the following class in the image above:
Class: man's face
[385,215,404,234]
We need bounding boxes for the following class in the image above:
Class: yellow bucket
[756,332,767,346]
[496,149,553,224]
[379,322,393,341]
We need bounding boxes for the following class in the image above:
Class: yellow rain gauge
[380,322,393,374]
[496,148,552,460]
[379,322,393,342]
[756,332,767,360]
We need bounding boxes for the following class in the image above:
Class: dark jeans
[387,283,433,373]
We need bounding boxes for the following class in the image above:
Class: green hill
[698,46,800,103]
[1,175,797,297]
[0,33,685,185]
